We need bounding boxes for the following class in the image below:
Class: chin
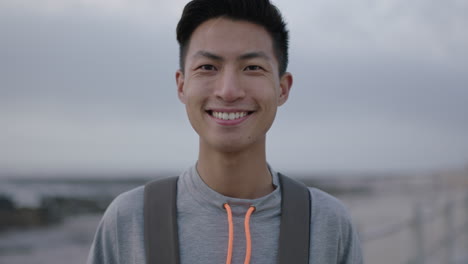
[211,142,248,153]
[205,135,263,154]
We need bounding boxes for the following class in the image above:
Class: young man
[87,0,363,263]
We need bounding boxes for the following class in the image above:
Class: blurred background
[1,0,467,263]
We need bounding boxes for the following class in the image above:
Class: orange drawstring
[223,203,256,264]
[224,203,234,264]
[244,206,255,264]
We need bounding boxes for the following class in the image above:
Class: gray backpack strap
[278,173,311,264]
[144,176,180,264]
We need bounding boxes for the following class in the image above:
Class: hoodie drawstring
[223,203,256,264]
[243,206,255,264]
[224,203,234,264]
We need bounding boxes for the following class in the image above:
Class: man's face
[176,18,292,153]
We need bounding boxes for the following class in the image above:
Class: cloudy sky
[1,0,467,177]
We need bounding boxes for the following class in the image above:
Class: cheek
[185,79,214,99]
[251,85,280,107]
[184,85,210,121]
[249,77,280,95]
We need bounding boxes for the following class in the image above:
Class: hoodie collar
[179,163,281,217]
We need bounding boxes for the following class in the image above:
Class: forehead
[186,18,275,60]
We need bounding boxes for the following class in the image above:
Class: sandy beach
[0,214,100,264]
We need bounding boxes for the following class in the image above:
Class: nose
[214,69,245,102]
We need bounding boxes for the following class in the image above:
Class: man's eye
[245,65,262,71]
[199,65,216,71]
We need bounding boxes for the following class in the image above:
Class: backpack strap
[144,174,311,264]
[144,176,180,264]
[277,173,311,264]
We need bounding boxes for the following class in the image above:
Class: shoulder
[102,185,145,224]
[307,187,355,233]
[113,185,145,209]
[309,188,354,238]
[307,187,363,263]
[307,187,351,219]
[87,186,146,264]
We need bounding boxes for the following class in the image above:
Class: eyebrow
[238,51,271,61]
[194,51,223,61]
[193,50,271,62]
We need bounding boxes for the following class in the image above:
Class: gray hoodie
[87,165,363,264]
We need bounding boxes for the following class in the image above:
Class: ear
[278,72,293,106]
[176,70,186,104]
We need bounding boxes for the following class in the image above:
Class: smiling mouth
[206,110,254,121]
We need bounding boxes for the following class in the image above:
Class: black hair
[176,0,289,75]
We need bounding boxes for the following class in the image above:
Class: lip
[207,108,253,113]
[206,108,254,126]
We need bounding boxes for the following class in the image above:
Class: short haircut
[176,0,289,76]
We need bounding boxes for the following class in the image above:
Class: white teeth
[211,111,249,120]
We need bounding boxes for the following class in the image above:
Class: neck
[197,141,275,199]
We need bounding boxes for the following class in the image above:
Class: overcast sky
[1,0,467,177]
